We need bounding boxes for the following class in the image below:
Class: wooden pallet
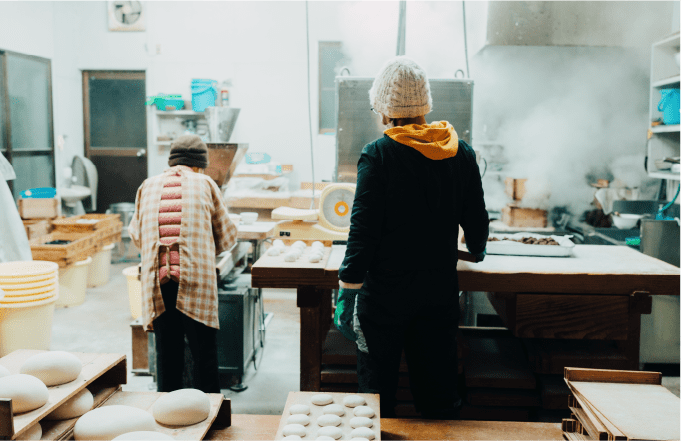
[273,392,380,440]
[51,214,121,233]
[0,350,127,440]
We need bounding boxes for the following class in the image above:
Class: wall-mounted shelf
[155,110,205,117]
[648,170,681,180]
[651,124,681,133]
[652,75,680,88]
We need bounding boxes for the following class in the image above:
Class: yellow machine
[272,183,356,244]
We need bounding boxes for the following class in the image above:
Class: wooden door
[83,71,147,213]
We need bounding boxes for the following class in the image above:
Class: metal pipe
[396,1,406,56]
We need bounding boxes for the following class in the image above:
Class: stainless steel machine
[334,77,473,182]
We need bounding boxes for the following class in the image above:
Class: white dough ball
[152,388,210,426]
[20,351,82,386]
[343,395,366,408]
[0,365,10,378]
[316,437,335,441]
[282,424,307,437]
[0,374,49,414]
[311,394,333,406]
[293,241,307,250]
[45,388,94,420]
[322,404,345,416]
[316,426,342,440]
[113,432,174,440]
[23,423,42,441]
[308,255,321,263]
[316,414,341,427]
[283,437,302,441]
[311,250,324,258]
[74,405,156,440]
[268,247,282,256]
[353,406,375,418]
[287,414,311,426]
[284,252,299,262]
[312,241,324,248]
[351,427,375,440]
[350,417,373,428]
[289,404,311,415]
[273,240,285,248]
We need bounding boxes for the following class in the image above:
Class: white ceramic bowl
[612,213,642,229]
[240,212,258,225]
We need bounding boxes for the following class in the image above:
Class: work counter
[251,245,680,391]
[205,414,563,440]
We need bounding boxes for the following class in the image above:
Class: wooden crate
[22,219,52,240]
[17,198,60,220]
[52,213,121,233]
[29,231,97,267]
[505,178,527,201]
[501,204,547,228]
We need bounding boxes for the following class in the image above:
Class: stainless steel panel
[335,77,473,183]
[206,143,248,188]
[205,107,240,142]
[641,219,680,267]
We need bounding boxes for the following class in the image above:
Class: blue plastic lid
[21,187,57,199]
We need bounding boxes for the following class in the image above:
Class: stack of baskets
[0,261,59,357]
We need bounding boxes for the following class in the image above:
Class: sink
[61,185,91,206]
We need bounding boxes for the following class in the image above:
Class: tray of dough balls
[265,240,331,267]
[274,392,380,440]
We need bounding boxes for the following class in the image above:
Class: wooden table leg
[298,286,322,391]
[620,291,653,370]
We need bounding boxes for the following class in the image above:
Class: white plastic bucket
[0,261,58,279]
[123,266,142,319]
[0,295,58,357]
[87,243,115,288]
[57,257,92,308]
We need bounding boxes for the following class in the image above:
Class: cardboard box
[505,178,527,201]
[502,204,547,228]
[17,198,61,219]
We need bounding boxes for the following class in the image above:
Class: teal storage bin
[146,94,184,111]
[658,88,680,125]
[191,79,217,112]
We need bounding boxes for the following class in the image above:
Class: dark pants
[153,281,221,393]
[356,269,461,419]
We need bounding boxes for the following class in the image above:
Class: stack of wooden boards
[562,367,680,441]
[502,178,548,228]
[29,214,122,268]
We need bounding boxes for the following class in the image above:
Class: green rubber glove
[335,288,360,341]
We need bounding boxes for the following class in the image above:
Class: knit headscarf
[369,56,433,119]
[168,135,208,169]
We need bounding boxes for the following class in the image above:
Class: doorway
[83,71,147,213]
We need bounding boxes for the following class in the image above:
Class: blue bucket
[191,79,217,112]
[658,88,680,125]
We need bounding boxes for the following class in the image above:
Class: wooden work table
[205,414,563,440]
[251,245,680,392]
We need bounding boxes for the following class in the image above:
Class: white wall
[0,2,54,59]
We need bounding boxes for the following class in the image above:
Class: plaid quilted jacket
[129,166,237,331]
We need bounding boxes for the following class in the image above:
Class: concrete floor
[50,261,680,418]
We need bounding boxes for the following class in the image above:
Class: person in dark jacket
[334,56,489,419]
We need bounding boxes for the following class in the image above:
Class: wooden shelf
[652,75,681,88]
[651,124,680,133]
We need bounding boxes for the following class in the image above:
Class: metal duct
[396,1,407,55]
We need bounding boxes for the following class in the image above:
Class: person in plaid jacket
[129,135,237,393]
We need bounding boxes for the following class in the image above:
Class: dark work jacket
[338,135,489,301]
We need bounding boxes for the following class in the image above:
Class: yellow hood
[385,121,459,160]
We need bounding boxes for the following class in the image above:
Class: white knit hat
[369,56,433,119]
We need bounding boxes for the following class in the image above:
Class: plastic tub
[56,257,92,308]
[191,79,217,112]
[658,88,680,125]
[0,277,57,293]
[123,266,142,319]
[0,282,57,297]
[0,261,58,279]
[0,295,58,357]
[88,243,115,288]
